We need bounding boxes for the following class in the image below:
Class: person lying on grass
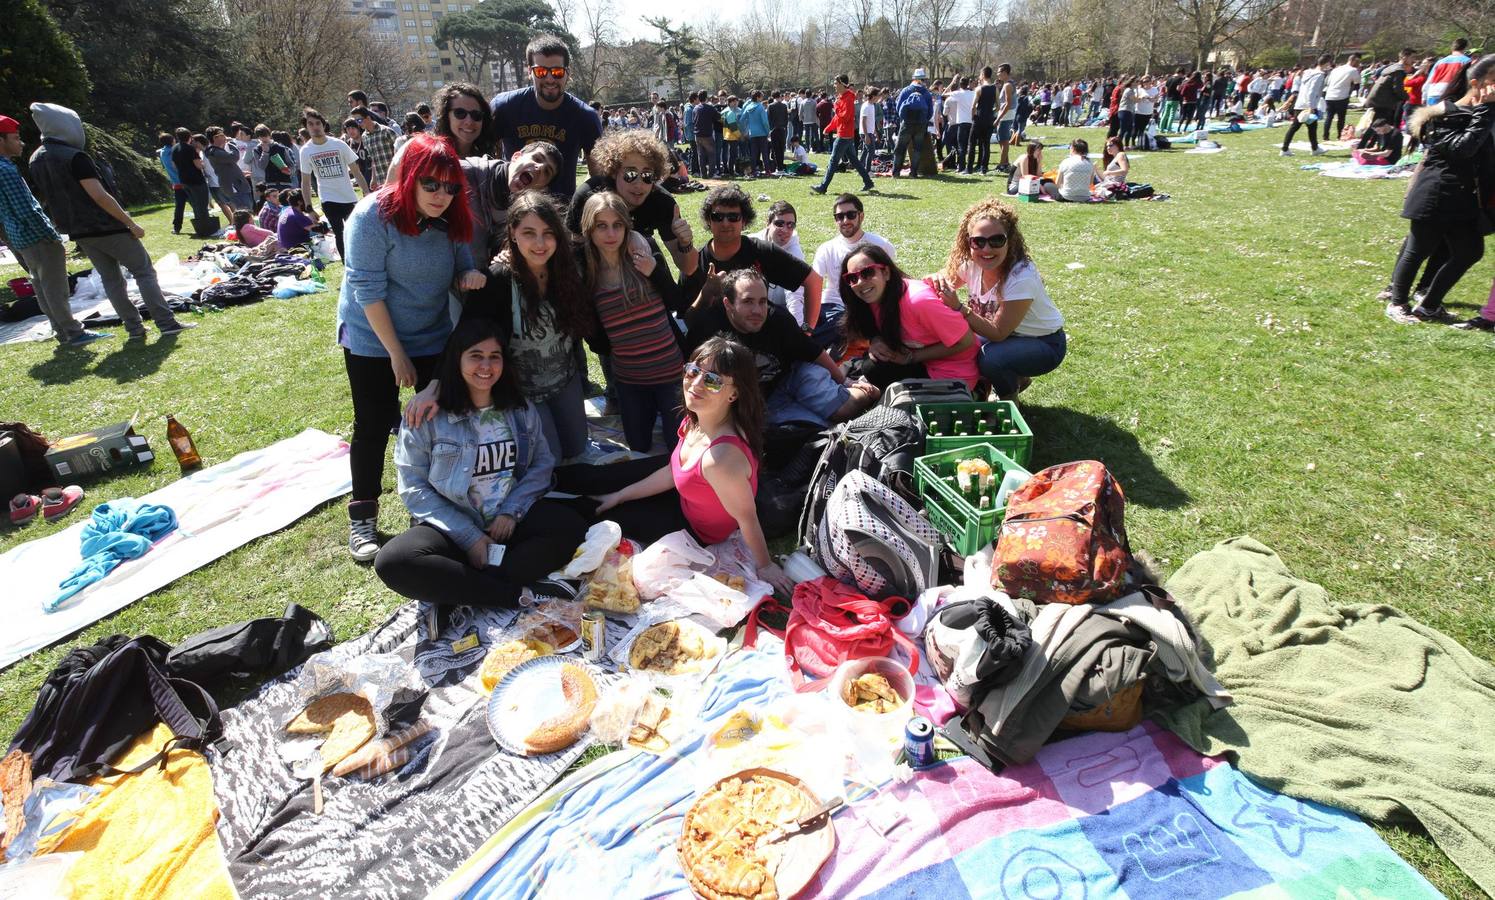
[375,316,588,608]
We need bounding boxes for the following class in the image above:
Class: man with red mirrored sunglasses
[489,34,602,199]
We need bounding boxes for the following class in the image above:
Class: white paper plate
[486,655,588,755]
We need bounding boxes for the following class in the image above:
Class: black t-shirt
[1165,76,1184,101]
[172,143,205,186]
[974,83,997,120]
[490,87,603,198]
[767,100,789,131]
[257,141,294,186]
[68,153,127,238]
[684,302,821,396]
[681,236,812,308]
[568,174,677,240]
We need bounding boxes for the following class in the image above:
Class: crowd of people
[5,29,1492,605]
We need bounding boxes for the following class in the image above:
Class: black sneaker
[1409,304,1456,324]
[1453,315,1495,331]
[528,576,582,601]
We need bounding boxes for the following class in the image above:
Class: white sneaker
[348,517,379,562]
[1311,148,1328,156]
[1280,150,1293,156]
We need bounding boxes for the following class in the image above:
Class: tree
[574,0,619,98]
[0,0,92,132]
[435,7,507,88]
[645,17,703,101]
[700,20,754,95]
[45,0,245,142]
[227,0,366,121]
[437,0,576,92]
[360,36,424,112]
[1172,0,1292,69]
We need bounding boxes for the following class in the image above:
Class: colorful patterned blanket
[437,649,1436,900]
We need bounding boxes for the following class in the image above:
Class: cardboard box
[45,420,154,481]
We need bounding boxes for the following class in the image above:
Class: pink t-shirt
[237,222,274,247]
[876,279,978,387]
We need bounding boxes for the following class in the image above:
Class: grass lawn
[2,125,1491,897]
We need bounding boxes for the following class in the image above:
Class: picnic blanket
[0,253,219,345]
[1157,536,1495,896]
[0,428,351,669]
[210,600,629,900]
[438,652,1434,899]
[1299,161,1415,180]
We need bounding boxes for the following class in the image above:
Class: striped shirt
[594,278,682,386]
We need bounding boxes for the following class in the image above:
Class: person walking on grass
[1281,56,1333,156]
[1383,56,1495,325]
[812,75,876,197]
[27,103,194,341]
[1324,53,1362,139]
[0,114,107,346]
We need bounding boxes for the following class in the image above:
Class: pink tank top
[671,421,759,546]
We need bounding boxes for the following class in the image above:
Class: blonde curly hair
[589,129,669,179]
[942,196,1030,285]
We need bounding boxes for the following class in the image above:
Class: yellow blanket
[35,723,235,899]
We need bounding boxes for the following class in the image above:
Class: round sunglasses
[448,107,483,121]
[620,168,657,184]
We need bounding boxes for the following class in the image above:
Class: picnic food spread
[478,638,551,692]
[629,619,719,675]
[521,663,598,756]
[679,771,817,900]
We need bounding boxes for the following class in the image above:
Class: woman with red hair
[337,132,488,561]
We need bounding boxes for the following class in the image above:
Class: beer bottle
[166,415,202,472]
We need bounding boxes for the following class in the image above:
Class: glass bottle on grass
[166,415,202,472]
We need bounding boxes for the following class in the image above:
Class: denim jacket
[395,400,554,550]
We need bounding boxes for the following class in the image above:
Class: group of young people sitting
[328,124,1068,608]
[1006,137,1134,202]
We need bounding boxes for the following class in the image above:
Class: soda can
[904,716,936,768]
[581,610,606,663]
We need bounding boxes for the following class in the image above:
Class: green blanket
[1157,537,1495,897]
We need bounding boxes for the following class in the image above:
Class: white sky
[595,5,708,42]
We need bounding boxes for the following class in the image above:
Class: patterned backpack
[993,460,1131,605]
[816,470,942,600]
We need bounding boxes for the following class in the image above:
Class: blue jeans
[807,303,846,355]
[535,369,588,460]
[615,380,683,453]
[766,363,848,427]
[817,136,873,192]
[977,329,1067,397]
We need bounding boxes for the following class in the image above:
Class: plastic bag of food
[583,544,642,613]
[563,521,623,578]
[631,530,716,600]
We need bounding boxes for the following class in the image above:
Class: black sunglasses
[833,210,861,222]
[448,107,482,121]
[771,219,796,229]
[708,211,742,223]
[621,168,657,185]
[418,177,463,196]
[969,234,1009,250]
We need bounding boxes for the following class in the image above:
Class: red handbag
[745,576,920,691]
[993,460,1131,605]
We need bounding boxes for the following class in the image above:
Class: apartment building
[347,0,492,98]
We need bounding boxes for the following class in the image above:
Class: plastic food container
[828,656,915,748]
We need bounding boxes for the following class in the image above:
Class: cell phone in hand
[487,543,507,568]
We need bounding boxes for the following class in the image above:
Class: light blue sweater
[336,193,475,358]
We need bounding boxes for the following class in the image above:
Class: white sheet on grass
[0,253,229,345]
[0,428,350,669]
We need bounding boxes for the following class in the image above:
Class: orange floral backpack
[992,460,1130,604]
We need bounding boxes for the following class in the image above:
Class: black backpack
[8,635,224,783]
[796,404,926,552]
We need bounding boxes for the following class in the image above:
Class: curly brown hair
[589,129,669,179]
[941,196,1030,286]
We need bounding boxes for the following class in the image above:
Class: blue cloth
[157,145,181,184]
[740,100,770,138]
[766,361,849,428]
[0,157,61,251]
[50,498,178,611]
[336,193,475,358]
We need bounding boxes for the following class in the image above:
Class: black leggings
[972,117,994,173]
[553,455,693,546]
[323,200,357,260]
[374,501,588,608]
[1281,118,1319,151]
[344,349,439,502]
[1390,218,1485,310]
[1324,98,1350,138]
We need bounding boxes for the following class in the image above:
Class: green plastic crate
[915,401,1033,467]
[914,443,1029,555]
